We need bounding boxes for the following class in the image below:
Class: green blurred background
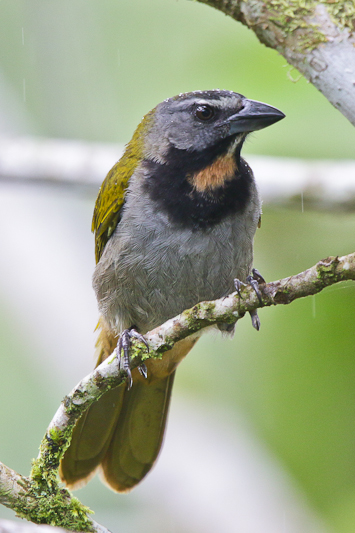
[0,1,354,532]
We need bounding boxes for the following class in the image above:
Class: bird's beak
[226,99,285,134]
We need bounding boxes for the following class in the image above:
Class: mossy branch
[0,462,109,533]
[1,252,354,531]
[196,0,355,126]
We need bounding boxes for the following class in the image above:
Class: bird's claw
[250,309,261,331]
[115,328,149,389]
[234,268,266,331]
[250,268,266,285]
[246,268,266,305]
[138,363,148,379]
[234,278,246,298]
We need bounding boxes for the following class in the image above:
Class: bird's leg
[234,268,266,331]
[115,327,149,389]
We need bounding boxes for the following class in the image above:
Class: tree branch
[196,0,355,126]
[0,463,31,511]
[35,254,355,469]
[1,253,354,530]
[0,463,109,533]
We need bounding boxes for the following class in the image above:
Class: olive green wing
[92,109,155,263]
[92,160,131,263]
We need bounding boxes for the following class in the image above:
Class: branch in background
[0,137,120,188]
[1,253,354,531]
[197,0,355,126]
[0,137,354,210]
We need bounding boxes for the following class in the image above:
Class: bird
[59,89,285,492]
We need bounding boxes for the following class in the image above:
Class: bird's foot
[246,268,266,305]
[115,328,149,389]
[234,268,266,331]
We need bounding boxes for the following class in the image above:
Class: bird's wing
[92,110,155,263]
[92,159,132,263]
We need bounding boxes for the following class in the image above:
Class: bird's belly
[93,216,254,335]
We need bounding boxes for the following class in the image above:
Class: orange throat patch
[188,154,237,193]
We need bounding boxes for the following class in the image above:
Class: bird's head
[142,89,285,163]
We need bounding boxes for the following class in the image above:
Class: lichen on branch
[36,252,355,483]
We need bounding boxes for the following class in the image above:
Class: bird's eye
[195,105,215,121]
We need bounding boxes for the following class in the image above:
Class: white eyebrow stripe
[195,99,224,106]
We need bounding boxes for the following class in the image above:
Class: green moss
[268,0,312,33]
[48,427,66,447]
[325,0,355,33]
[261,0,354,51]
[315,257,340,284]
[155,341,173,355]
[16,487,94,532]
[9,454,95,532]
[268,0,328,50]
[195,301,216,320]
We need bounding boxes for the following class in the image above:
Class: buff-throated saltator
[60,90,285,492]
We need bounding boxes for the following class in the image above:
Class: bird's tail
[59,325,196,492]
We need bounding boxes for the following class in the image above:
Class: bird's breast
[93,179,260,336]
